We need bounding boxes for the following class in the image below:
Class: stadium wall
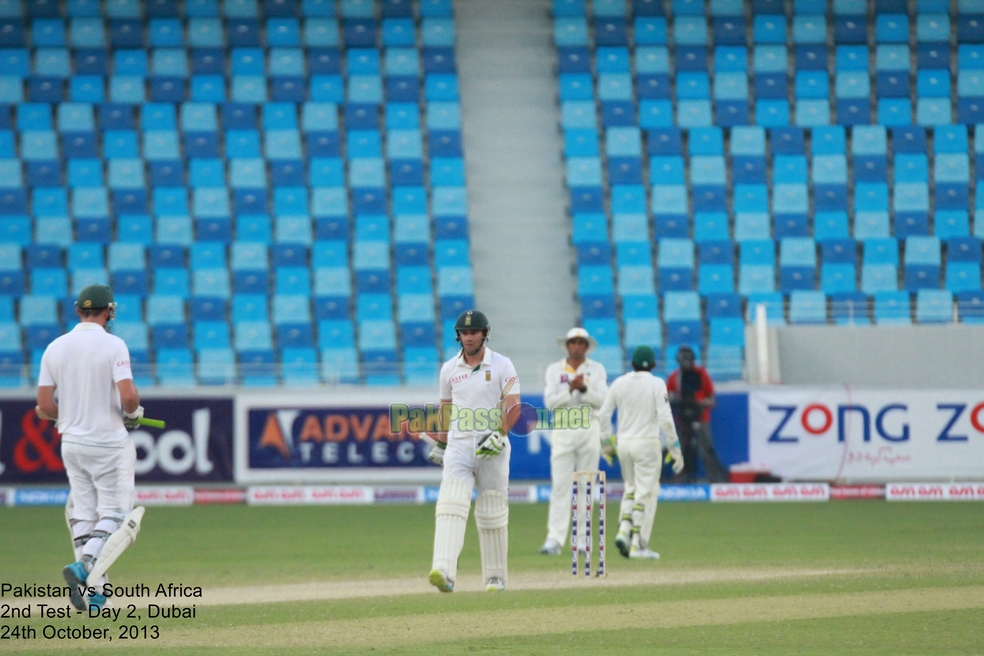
[751,325,984,387]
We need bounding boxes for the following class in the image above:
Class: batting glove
[428,441,447,466]
[668,440,685,475]
[123,406,144,430]
[475,431,507,459]
[601,435,618,466]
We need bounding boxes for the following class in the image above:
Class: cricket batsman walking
[36,284,146,611]
[597,345,684,559]
[539,327,608,555]
[427,310,521,592]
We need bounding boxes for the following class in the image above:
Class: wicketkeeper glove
[668,440,685,475]
[123,405,144,430]
[428,440,446,466]
[601,435,618,466]
[475,430,507,459]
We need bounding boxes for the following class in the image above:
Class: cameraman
[666,345,727,483]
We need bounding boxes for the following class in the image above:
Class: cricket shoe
[62,561,89,611]
[428,569,454,593]
[87,592,109,612]
[539,539,561,556]
[629,546,660,560]
[614,529,632,559]
[485,577,505,592]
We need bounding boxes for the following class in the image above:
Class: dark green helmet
[76,284,115,310]
[454,310,490,343]
[631,344,656,370]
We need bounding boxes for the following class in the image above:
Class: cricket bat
[35,406,165,429]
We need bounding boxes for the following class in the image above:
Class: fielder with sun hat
[597,345,684,560]
[539,327,609,556]
[36,284,146,611]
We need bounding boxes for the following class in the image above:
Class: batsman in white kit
[597,345,684,560]
[427,310,520,592]
[35,285,146,611]
[539,327,608,556]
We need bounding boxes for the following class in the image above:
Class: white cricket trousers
[62,440,136,522]
[546,428,601,547]
[617,438,662,547]
[443,434,511,491]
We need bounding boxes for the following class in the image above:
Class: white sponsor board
[135,486,195,506]
[749,388,984,482]
[886,482,984,501]
[247,486,374,505]
[710,483,830,502]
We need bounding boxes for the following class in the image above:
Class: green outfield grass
[1,502,982,654]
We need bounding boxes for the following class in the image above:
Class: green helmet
[76,284,115,310]
[454,310,490,343]
[631,345,656,370]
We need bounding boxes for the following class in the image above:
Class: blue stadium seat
[789,290,828,324]
[402,322,437,348]
[829,291,869,324]
[624,318,662,349]
[957,290,984,323]
[698,262,735,294]
[157,348,195,386]
[663,291,700,322]
[873,291,912,324]
[745,292,785,324]
[705,292,742,318]
[904,236,941,290]
[779,237,816,292]
[708,317,745,345]
[622,294,658,320]
[320,347,359,384]
[915,289,953,323]
[240,349,278,386]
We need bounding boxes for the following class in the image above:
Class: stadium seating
[0,0,465,387]
[553,0,984,379]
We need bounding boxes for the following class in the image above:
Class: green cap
[631,345,656,369]
[76,284,115,310]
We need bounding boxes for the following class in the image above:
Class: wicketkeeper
[427,310,520,592]
[539,327,608,556]
[36,284,145,611]
[597,345,684,560]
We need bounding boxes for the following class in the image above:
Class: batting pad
[475,490,509,583]
[432,478,472,581]
[66,497,93,561]
[639,483,660,550]
[86,507,144,584]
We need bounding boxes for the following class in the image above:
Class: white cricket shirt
[439,347,520,440]
[597,371,678,445]
[543,357,609,428]
[38,322,133,447]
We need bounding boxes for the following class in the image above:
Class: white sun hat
[557,327,598,353]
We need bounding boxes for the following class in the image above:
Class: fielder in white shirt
[597,345,684,560]
[427,310,521,593]
[539,327,608,556]
[36,285,146,611]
